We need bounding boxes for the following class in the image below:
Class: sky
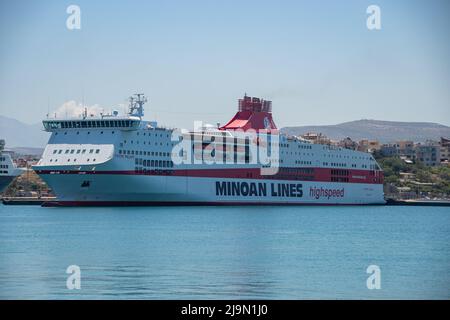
[0,0,449,129]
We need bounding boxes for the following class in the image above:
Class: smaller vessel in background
[0,140,24,193]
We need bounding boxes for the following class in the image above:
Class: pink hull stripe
[35,167,383,184]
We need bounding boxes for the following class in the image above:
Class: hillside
[0,116,49,148]
[282,119,450,143]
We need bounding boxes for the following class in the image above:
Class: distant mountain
[282,120,450,143]
[0,116,49,148]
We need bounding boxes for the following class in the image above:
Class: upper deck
[43,117,141,131]
[43,93,148,132]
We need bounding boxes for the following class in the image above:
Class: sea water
[0,204,449,299]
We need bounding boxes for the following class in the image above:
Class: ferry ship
[0,140,24,193]
[33,94,385,206]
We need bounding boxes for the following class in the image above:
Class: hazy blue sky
[0,0,449,128]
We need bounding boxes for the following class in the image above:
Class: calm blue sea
[0,204,449,299]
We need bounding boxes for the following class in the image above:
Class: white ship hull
[37,170,384,206]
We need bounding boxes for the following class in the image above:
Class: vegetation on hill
[374,153,450,198]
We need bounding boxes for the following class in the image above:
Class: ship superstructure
[0,140,24,193]
[33,94,385,206]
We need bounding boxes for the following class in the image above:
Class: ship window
[77,150,81,154]
[53,150,57,154]
[82,149,86,154]
[65,150,69,154]
[95,149,100,154]
[87,159,90,162]
[151,160,154,166]
[119,150,122,154]
[89,149,94,153]
[70,149,75,154]
[58,150,62,154]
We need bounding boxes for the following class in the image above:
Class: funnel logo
[263,117,271,129]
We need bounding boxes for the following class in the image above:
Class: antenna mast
[128,93,147,118]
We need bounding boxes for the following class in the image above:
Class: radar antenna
[128,93,147,118]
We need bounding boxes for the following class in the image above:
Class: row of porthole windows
[0,170,8,174]
[123,140,171,147]
[295,160,312,165]
[0,157,7,161]
[49,158,97,163]
[136,132,170,138]
[119,150,171,157]
[282,152,314,156]
[323,162,348,167]
[135,158,174,168]
[55,131,114,136]
[0,164,9,169]
[52,148,100,155]
[331,169,349,176]
[330,162,347,167]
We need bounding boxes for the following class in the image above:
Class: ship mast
[128,93,147,118]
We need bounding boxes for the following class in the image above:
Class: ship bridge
[43,117,140,131]
[43,94,148,132]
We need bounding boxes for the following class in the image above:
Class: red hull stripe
[34,167,383,184]
[42,201,385,207]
